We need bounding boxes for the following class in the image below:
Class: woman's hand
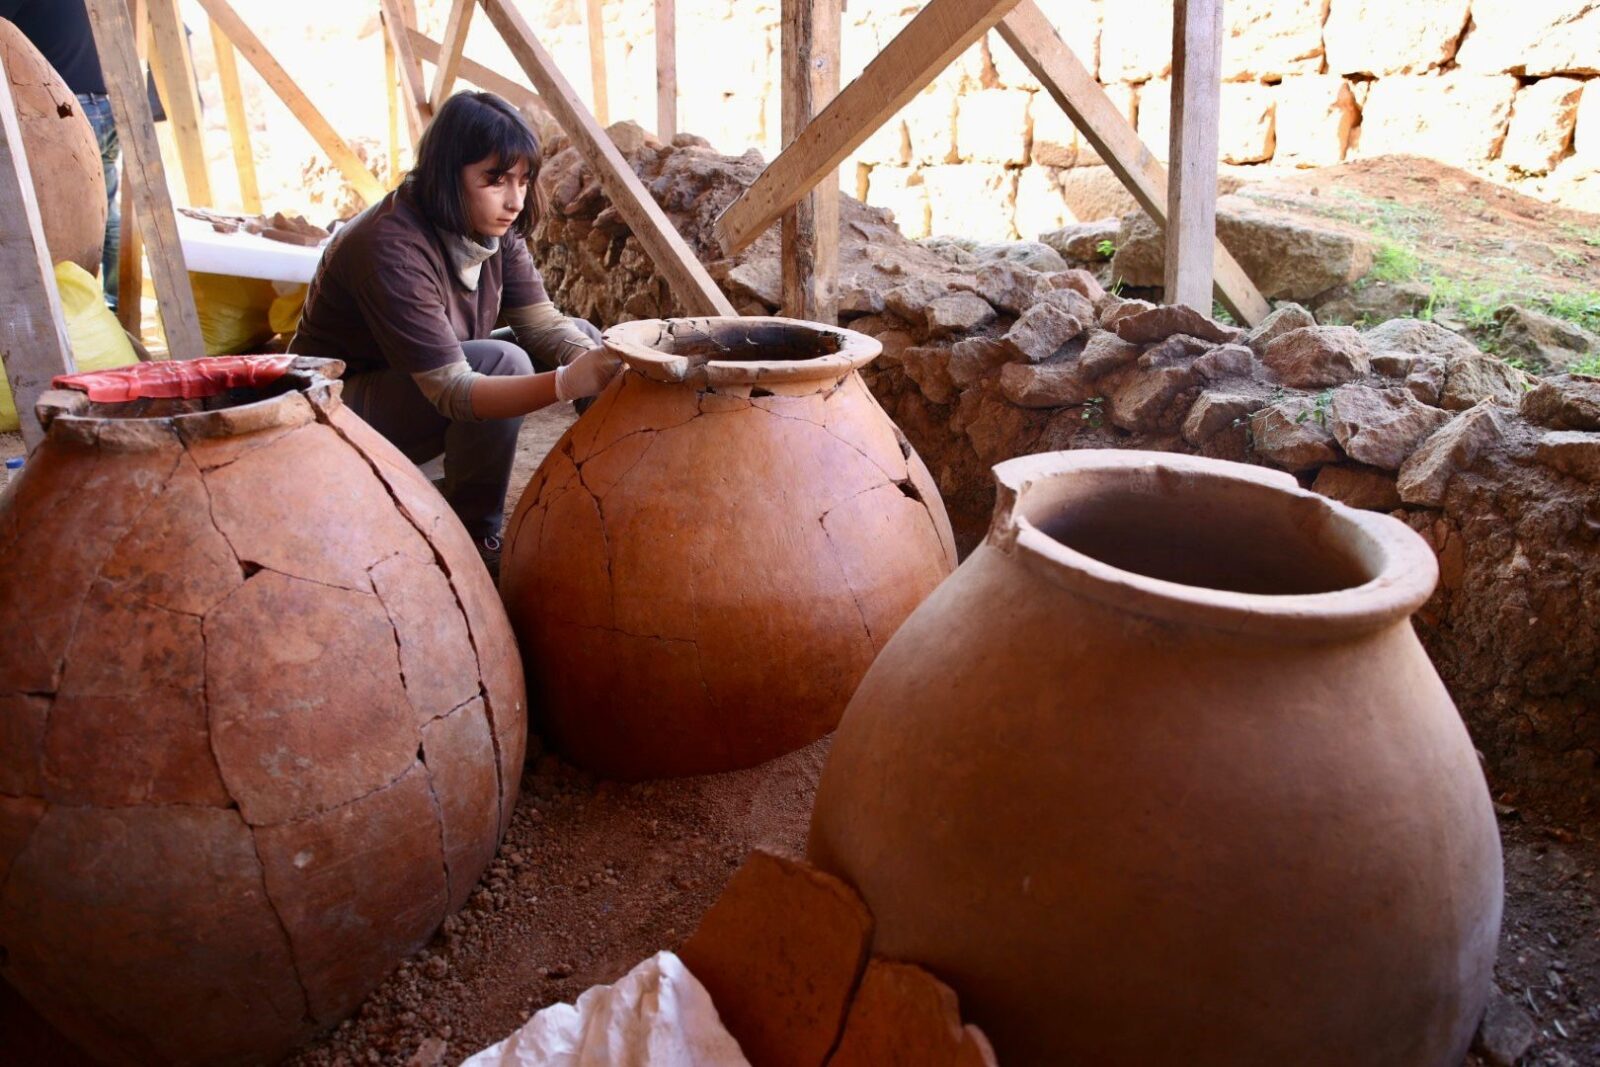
[554,344,623,401]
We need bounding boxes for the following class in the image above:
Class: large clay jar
[0,18,107,274]
[501,317,956,780]
[0,357,526,1066]
[808,450,1503,1066]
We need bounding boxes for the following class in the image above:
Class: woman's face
[460,156,530,239]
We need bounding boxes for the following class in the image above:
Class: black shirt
[0,0,105,95]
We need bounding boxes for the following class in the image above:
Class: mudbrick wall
[533,129,1600,817]
[461,0,1600,236]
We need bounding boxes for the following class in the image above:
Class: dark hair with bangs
[405,91,545,239]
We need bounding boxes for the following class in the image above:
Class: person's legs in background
[77,93,120,311]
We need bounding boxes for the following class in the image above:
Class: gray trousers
[341,321,601,541]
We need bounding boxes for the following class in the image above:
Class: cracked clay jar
[808,450,1503,1066]
[0,357,525,1066]
[501,317,958,780]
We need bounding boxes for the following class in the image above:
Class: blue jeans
[77,93,120,310]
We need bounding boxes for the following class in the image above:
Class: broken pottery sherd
[0,357,526,1066]
[501,317,957,780]
[808,449,1502,1066]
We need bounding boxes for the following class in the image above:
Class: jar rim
[35,356,342,450]
[601,316,880,389]
[990,450,1439,641]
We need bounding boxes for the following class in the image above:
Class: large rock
[1502,77,1587,174]
[1323,0,1470,75]
[1357,73,1520,165]
[947,338,1012,389]
[1243,303,1316,354]
[1362,318,1481,361]
[1078,330,1143,378]
[1455,0,1600,76]
[1328,385,1455,470]
[1440,353,1532,410]
[1001,302,1085,363]
[1262,326,1372,388]
[1311,464,1403,510]
[1041,219,1119,263]
[1494,304,1599,372]
[1471,988,1538,1067]
[1182,390,1264,445]
[1521,374,1600,430]
[1220,0,1327,81]
[1534,430,1600,482]
[1113,304,1241,345]
[970,241,1069,273]
[999,360,1096,409]
[1249,397,1343,470]
[1194,343,1256,381]
[1273,76,1361,166]
[1396,401,1505,505]
[974,261,1049,316]
[1105,362,1200,434]
[1311,280,1435,326]
[1111,203,1374,302]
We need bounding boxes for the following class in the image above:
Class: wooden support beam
[780,0,841,324]
[1165,0,1223,313]
[211,18,262,213]
[193,0,386,207]
[384,20,401,183]
[655,0,675,141]
[407,28,545,120]
[146,0,214,206]
[429,0,475,114]
[85,0,205,359]
[714,0,1021,256]
[994,1,1270,325]
[479,0,734,316]
[586,0,609,127]
[380,0,429,144]
[0,56,77,450]
[117,0,149,337]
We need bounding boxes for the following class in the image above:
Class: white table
[176,212,327,284]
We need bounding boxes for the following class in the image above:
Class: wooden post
[655,0,675,141]
[1164,0,1223,313]
[479,0,734,316]
[714,0,1022,256]
[384,20,401,183]
[407,29,546,119]
[429,0,475,113]
[994,1,1269,325]
[146,0,214,206]
[85,0,205,359]
[380,0,429,144]
[0,57,77,451]
[586,0,609,127]
[211,18,262,213]
[193,0,386,206]
[117,0,149,337]
[780,0,841,324]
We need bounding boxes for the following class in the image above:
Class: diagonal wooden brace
[712,0,1022,257]
[995,1,1270,325]
[478,0,734,317]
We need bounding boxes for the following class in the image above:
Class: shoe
[477,534,503,582]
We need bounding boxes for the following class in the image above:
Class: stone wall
[532,132,1600,818]
[441,0,1600,238]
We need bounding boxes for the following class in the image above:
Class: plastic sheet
[53,354,296,402]
[459,952,748,1067]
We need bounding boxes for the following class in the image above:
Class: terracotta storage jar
[0,18,107,273]
[501,317,957,780]
[0,357,526,1066]
[808,449,1503,1066]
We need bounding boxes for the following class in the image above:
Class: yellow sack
[0,262,138,432]
[191,271,278,355]
[268,285,308,337]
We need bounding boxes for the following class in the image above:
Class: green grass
[1094,238,1116,258]
[1570,355,1600,376]
[1368,240,1421,283]
[1211,300,1236,326]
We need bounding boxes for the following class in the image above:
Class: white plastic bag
[459,951,748,1067]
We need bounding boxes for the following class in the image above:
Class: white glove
[553,343,623,402]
